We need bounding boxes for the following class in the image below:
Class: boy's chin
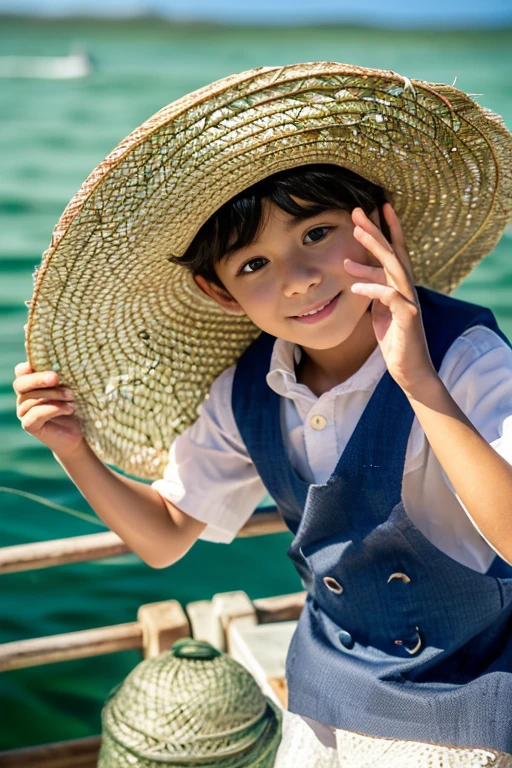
[291,316,372,350]
[276,326,356,350]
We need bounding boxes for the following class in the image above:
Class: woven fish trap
[97,638,282,767]
[26,62,512,479]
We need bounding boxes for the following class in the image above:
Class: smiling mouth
[293,292,341,317]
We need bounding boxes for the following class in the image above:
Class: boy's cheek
[339,242,378,270]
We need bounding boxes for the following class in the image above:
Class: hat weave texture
[98,638,282,767]
[27,61,512,478]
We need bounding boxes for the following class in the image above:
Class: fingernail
[44,373,56,384]
[63,389,74,400]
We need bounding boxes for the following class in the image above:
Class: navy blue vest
[232,287,512,752]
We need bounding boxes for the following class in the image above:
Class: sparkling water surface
[0,16,511,749]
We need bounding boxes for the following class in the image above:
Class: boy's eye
[239,257,268,275]
[304,226,330,244]
[237,225,331,274]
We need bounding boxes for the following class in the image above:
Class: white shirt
[152,325,512,574]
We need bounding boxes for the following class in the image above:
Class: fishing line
[0,486,106,528]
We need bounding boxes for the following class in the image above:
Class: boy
[15,63,512,764]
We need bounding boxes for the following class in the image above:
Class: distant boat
[0,49,93,79]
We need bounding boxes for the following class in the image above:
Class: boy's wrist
[400,369,442,402]
[53,437,90,468]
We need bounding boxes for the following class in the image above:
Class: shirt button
[310,414,327,430]
[323,576,343,594]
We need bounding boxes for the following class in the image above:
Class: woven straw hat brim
[26,61,512,479]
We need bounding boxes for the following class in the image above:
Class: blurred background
[1,0,511,751]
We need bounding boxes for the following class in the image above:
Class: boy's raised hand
[344,203,436,398]
[13,362,85,457]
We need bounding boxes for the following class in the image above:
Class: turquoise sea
[0,16,511,750]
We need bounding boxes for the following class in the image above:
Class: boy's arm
[347,205,512,565]
[57,440,206,568]
[14,360,261,561]
[407,374,512,566]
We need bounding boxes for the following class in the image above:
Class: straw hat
[26,62,512,479]
[97,638,282,767]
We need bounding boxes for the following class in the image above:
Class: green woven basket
[98,638,282,767]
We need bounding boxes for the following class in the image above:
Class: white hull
[0,52,92,79]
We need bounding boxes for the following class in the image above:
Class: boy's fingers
[351,284,418,322]
[353,205,410,274]
[18,397,75,419]
[352,209,415,301]
[14,361,32,377]
[21,403,75,433]
[382,204,414,278]
[17,387,73,407]
[384,203,406,251]
[13,370,59,395]
[343,260,386,285]
[352,207,393,251]
[353,225,408,287]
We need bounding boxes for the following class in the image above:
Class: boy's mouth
[290,291,341,323]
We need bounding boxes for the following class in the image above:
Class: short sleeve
[152,364,267,543]
[438,325,512,562]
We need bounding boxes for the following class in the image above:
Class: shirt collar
[266,336,386,398]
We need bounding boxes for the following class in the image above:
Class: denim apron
[232,287,512,752]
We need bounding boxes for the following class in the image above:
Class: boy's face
[194,199,381,350]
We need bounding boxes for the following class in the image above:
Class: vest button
[387,572,411,584]
[395,627,422,656]
[310,414,327,430]
[338,630,354,649]
[323,576,343,594]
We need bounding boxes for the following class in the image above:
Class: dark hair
[170,164,390,292]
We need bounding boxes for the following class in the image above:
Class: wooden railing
[0,510,286,574]
[0,509,299,766]
[0,591,305,673]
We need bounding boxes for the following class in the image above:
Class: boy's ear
[193,275,246,316]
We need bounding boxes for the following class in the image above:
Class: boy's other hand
[13,362,85,458]
[345,204,437,398]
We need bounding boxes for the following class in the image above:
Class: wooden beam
[0,511,287,575]
[0,623,142,672]
[0,531,129,575]
[0,598,192,672]
[0,735,101,767]
[236,511,287,538]
[253,592,306,623]
[137,600,190,658]
[268,677,288,708]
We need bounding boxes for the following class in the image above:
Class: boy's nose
[280,259,322,298]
